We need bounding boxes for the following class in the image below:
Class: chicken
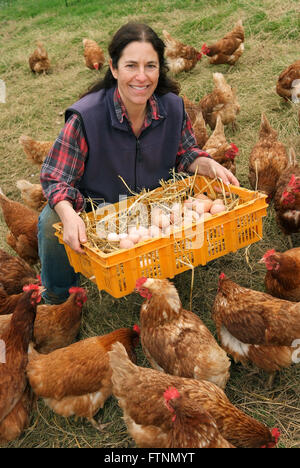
[135,277,230,389]
[199,72,240,130]
[248,113,288,201]
[201,20,244,65]
[28,42,51,74]
[163,386,233,448]
[182,95,209,148]
[26,328,139,428]
[259,248,300,302]
[83,38,105,71]
[19,135,53,166]
[109,341,280,448]
[202,114,239,174]
[0,385,35,445]
[276,60,300,101]
[212,273,300,384]
[16,180,47,212]
[0,249,39,294]
[0,287,87,353]
[33,286,87,353]
[273,148,300,241]
[182,95,203,125]
[162,30,202,74]
[0,286,41,443]
[192,110,209,149]
[0,188,39,265]
[0,287,26,316]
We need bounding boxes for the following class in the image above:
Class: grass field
[0,0,300,448]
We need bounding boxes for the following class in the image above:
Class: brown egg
[193,199,213,214]
[210,203,226,215]
[151,208,170,229]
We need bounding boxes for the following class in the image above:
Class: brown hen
[16,180,46,212]
[0,188,39,265]
[0,286,40,443]
[19,135,53,166]
[203,114,238,174]
[260,248,300,302]
[202,20,244,65]
[29,42,51,74]
[26,328,139,428]
[199,73,240,130]
[0,249,38,295]
[0,287,87,353]
[212,273,300,384]
[273,148,300,240]
[248,113,288,201]
[83,38,105,71]
[162,30,202,74]
[109,341,280,448]
[276,59,300,101]
[136,277,230,389]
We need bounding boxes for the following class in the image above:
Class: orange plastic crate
[54,176,268,298]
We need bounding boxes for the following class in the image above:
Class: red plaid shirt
[41,88,210,211]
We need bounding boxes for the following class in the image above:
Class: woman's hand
[188,157,240,187]
[54,200,87,254]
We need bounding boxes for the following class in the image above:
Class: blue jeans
[38,204,79,304]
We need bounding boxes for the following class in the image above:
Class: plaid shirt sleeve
[40,114,88,212]
[176,110,211,173]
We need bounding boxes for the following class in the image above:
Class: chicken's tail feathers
[16,179,32,191]
[108,342,136,384]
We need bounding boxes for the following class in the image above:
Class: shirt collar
[113,87,161,126]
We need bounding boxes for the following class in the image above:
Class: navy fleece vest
[65,87,184,204]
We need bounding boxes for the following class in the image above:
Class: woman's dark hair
[81,22,180,98]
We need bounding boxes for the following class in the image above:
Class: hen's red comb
[133,324,141,335]
[135,277,147,289]
[201,43,210,54]
[263,249,276,259]
[23,284,40,292]
[271,427,280,443]
[230,143,239,153]
[219,272,226,280]
[163,386,180,403]
[69,286,86,294]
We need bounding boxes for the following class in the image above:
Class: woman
[39,22,239,304]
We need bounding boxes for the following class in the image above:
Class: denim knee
[38,204,79,304]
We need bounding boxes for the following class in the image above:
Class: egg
[163,225,174,237]
[151,208,170,229]
[149,225,162,238]
[107,232,120,242]
[194,193,211,200]
[212,198,225,205]
[198,212,213,222]
[119,238,135,249]
[210,203,226,215]
[128,233,140,244]
[183,197,194,210]
[193,199,213,214]
[119,233,129,240]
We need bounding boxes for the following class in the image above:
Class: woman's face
[110,41,160,111]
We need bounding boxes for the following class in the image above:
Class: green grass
[0,0,300,449]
